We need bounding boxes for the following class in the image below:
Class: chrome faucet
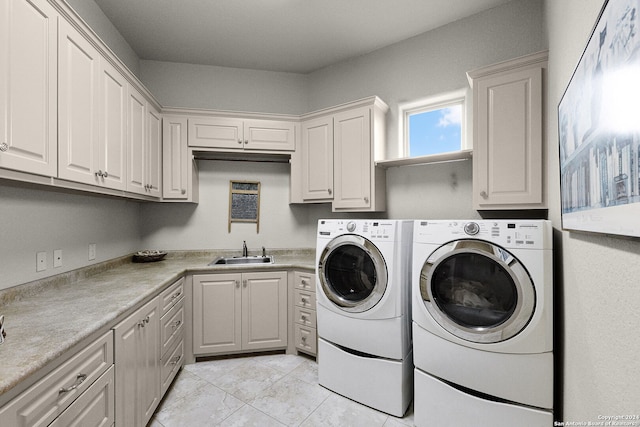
[242,241,248,257]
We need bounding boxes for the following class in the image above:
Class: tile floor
[149,352,414,427]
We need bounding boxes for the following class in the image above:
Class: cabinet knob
[364,196,369,203]
[327,188,332,195]
[237,139,243,144]
[95,170,103,178]
[243,279,247,288]
[103,171,108,178]
[0,142,8,152]
[244,140,248,144]
[235,280,240,288]
[181,189,186,195]
[480,191,488,199]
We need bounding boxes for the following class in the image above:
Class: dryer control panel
[318,219,402,241]
[413,220,552,250]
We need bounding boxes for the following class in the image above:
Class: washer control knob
[464,222,480,235]
[346,221,356,232]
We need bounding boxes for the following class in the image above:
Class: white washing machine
[316,219,413,417]
[412,220,553,426]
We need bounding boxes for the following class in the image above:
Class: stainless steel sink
[208,255,275,266]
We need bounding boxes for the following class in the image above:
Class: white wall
[544,0,640,421]
[140,61,309,114]
[0,183,140,290]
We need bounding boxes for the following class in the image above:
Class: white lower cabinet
[292,271,317,356]
[113,296,161,427]
[0,331,113,427]
[193,271,288,356]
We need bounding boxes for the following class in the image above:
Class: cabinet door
[99,60,127,190]
[162,116,189,199]
[193,274,242,355]
[188,117,243,149]
[113,297,160,427]
[126,86,146,195]
[473,67,543,208]
[301,116,333,200]
[244,119,295,151]
[333,107,372,210]
[58,19,100,185]
[241,271,287,351]
[0,0,58,177]
[146,105,162,197]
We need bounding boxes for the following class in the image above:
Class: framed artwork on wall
[558,0,640,237]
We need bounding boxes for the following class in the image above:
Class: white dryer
[316,219,413,417]
[412,220,553,426]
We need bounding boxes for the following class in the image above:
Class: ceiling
[93,0,513,74]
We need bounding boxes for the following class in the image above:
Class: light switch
[54,249,62,268]
[36,252,47,272]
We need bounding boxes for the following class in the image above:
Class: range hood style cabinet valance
[0,0,545,212]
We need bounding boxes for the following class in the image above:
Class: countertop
[0,249,315,405]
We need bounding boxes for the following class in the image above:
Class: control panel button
[463,222,480,235]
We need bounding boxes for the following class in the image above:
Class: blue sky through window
[409,105,462,156]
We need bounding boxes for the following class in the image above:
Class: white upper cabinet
[0,0,58,177]
[127,86,162,198]
[333,106,374,211]
[98,60,127,190]
[291,97,387,212]
[188,117,295,152]
[58,18,100,185]
[163,116,198,202]
[58,19,128,190]
[300,116,334,201]
[468,51,547,210]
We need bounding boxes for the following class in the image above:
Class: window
[399,89,469,160]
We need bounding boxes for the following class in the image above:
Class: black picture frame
[558,0,640,237]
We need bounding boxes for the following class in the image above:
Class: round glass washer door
[419,239,535,343]
[318,234,388,313]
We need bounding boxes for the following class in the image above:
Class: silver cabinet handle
[301,336,307,342]
[301,279,308,286]
[95,170,103,178]
[235,280,240,288]
[0,142,8,152]
[480,191,488,199]
[237,139,243,144]
[301,297,308,304]
[170,355,181,365]
[103,171,108,178]
[327,188,332,195]
[364,196,369,203]
[243,279,247,288]
[244,140,248,145]
[181,189,186,195]
[171,320,182,329]
[59,374,87,394]
[300,315,307,321]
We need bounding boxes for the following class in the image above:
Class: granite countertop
[0,248,315,405]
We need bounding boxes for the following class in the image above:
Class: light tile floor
[149,352,414,427]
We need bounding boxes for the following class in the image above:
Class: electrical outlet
[36,252,47,272]
[54,249,63,268]
[88,243,96,261]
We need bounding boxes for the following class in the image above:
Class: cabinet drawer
[161,339,184,396]
[160,277,185,316]
[293,288,316,309]
[160,298,184,358]
[293,305,316,328]
[293,271,314,292]
[0,330,113,427]
[294,325,317,355]
[49,366,114,427]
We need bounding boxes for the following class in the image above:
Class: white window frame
[398,88,471,159]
